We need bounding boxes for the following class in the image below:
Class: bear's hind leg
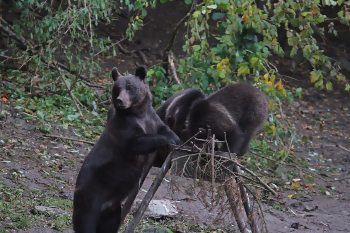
[73,202,99,233]
[96,202,122,233]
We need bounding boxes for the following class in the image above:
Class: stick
[43,134,94,145]
[93,37,126,57]
[211,134,215,187]
[123,150,174,233]
[337,144,350,153]
[217,153,277,196]
[59,74,84,118]
[0,17,31,49]
[120,152,157,224]
[174,149,277,196]
[234,165,261,233]
[136,50,149,65]
[223,134,261,233]
[161,2,200,75]
[225,177,251,233]
[168,51,181,84]
[121,133,202,225]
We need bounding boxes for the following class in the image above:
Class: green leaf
[67,113,80,121]
[322,0,337,6]
[207,4,217,9]
[249,56,259,67]
[237,63,250,76]
[325,81,333,91]
[147,69,155,77]
[192,10,200,18]
[345,84,350,91]
[310,70,322,83]
[192,45,201,52]
[295,87,303,98]
[212,12,225,20]
[315,79,324,89]
[36,111,45,120]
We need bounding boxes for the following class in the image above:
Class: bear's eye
[126,84,132,91]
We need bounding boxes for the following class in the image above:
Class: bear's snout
[115,90,132,109]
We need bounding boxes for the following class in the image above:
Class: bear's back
[208,83,267,122]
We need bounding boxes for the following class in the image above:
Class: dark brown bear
[156,88,205,139]
[185,83,268,156]
[152,88,205,167]
[73,66,179,233]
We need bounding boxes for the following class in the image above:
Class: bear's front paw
[168,134,181,146]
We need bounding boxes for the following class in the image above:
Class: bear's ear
[111,67,120,81]
[135,66,147,80]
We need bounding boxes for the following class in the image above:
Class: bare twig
[168,51,181,84]
[223,138,262,233]
[123,149,175,233]
[116,43,131,54]
[120,152,157,224]
[136,50,149,65]
[59,73,84,118]
[211,134,215,187]
[121,132,202,225]
[93,37,126,57]
[162,2,200,75]
[219,154,277,196]
[43,134,94,145]
[234,165,261,233]
[225,177,251,233]
[244,185,269,233]
[174,149,277,196]
[337,144,350,153]
[0,17,32,49]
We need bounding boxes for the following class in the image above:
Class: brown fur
[73,67,179,233]
[186,83,268,156]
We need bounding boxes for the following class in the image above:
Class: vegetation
[1,0,348,181]
[0,0,349,230]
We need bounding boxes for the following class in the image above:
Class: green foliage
[0,184,71,231]
[2,0,349,155]
[174,0,350,91]
[2,69,106,138]
[147,66,183,106]
[136,218,231,233]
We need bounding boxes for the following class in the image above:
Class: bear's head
[111,66,151,112]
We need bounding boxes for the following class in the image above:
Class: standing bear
[185,83,268,156]
[73,66,180,233]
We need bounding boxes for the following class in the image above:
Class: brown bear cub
[153,88,205,167]
[73,67,180,233]
[156,88,206,140]
[185,83,268,156]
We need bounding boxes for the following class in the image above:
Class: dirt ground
[1,1,350,232]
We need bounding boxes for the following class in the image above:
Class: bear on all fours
[185,83,268,157]
[73,66,180,233]
[156,88,206,140]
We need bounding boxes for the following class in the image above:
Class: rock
[32,206,68,216]
[303,204,318,212]
[291,222,300,229]
[145,199,178,218]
